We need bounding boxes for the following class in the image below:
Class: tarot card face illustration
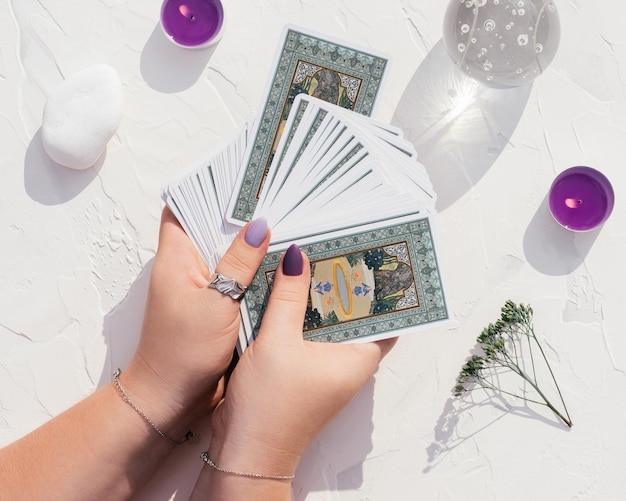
[241,216,449,345]
[228,26,390,224]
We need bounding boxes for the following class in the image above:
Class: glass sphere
[443,0,560,88]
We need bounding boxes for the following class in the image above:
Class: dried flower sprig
[455,300,573,428]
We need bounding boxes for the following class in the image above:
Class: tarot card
[227,25,390,224]
[163,122,251,269]
[240,215,450,346]
[260,95,407,201]
[252,95,435,245]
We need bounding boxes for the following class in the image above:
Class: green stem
[461,302,573,428]
[492,325,572,428]
[507,327,520,367]
[522,321,538,384]
[513,364,573,427]
[469,377,549,407]
[528,326,573,426]
[479,352,572,427]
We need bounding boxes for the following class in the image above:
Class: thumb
[208,217,271,302]
[256,244,310,345]
[156,208,271,290]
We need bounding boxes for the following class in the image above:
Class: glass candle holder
[443,0,560,88]
[160,0,224,49]
[548,166,615,232]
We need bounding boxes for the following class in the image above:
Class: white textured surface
[1,1,624,500]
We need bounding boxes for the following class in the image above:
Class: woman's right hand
[193,244,396,499]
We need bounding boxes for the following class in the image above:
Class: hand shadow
[392,39,532,212]
[98,259,153,383]
[292,379,377,499]
[141,24,218,93]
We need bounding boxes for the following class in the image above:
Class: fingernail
[244,217,268,248]
[282,244,303,276]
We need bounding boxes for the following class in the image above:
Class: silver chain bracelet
[112,368,193,446]
[200,451,295,481]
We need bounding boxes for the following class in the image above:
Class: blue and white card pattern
[228,26,390,224]
[241,215,448,345]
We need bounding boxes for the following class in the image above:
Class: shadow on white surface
[99,260,153,388]
[523,193,599,276]
[293,380,377,499]
[424,396,507,473]
[425,390,571,474]
[23,129,103,205]
[392,40,532,212]
[141,25,217,93]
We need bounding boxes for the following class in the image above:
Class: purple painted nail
[244,217,268,248]
[282,244,303,276]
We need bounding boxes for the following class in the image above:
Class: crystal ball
[443,0,560,88]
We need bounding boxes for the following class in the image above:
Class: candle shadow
[140,24,217,93]
[391,40,532,212]
[523,193,600,276]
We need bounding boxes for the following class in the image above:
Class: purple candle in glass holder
[548,166,615,232]
[160,0,224,49]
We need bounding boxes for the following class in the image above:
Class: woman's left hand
[123,207,270,423]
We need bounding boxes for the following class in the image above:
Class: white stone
[42,64,123,170]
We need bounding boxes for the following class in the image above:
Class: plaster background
[1,1,624,499]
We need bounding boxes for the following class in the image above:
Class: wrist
[192,433,298,501]
[208,417,303,480]
[117,358,202,444]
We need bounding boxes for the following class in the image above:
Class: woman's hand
[0,207,273,501]
[194,244,396,499]
[122,208,270,426]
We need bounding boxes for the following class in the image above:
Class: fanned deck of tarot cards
[163,96,450,354]
[163,28,449,354]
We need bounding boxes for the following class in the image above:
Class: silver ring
[208,273,248,301]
